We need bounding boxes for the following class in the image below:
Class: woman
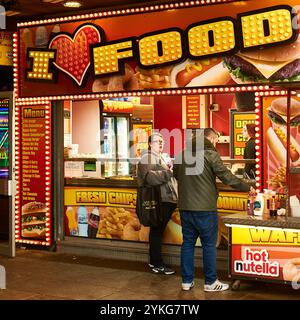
[137,132,178,275]
[242,123,256,179]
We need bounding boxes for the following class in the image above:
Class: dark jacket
[137,151,178,203]
[173,138,250,211]
[244,138,256,179]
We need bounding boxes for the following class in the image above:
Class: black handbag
[136,177,163,227]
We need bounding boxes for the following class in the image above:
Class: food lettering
[26,6,295,82]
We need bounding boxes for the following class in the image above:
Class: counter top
[222,213,300,230]
[65,177,138,188]
[65,177,255,191]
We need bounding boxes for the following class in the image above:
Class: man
[137,132,178,275]
[173,128,251,292]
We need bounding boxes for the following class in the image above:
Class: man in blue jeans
[173,128,251,292]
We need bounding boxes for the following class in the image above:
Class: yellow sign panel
[231,112,256,159]
[217,192,248,213]
[232,227,300,246]
[65,187,137,208]
[65,188,247,213]
[0,32,12,66]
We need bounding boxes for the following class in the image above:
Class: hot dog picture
[170,58,231,87]
[266,126,300,167]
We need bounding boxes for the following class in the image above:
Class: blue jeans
[180,211,218,285]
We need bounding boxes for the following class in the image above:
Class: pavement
[0,248,299,300]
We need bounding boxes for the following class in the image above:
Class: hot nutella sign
[234,248,280,278]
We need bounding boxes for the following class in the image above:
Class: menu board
[19,104,52,243]
[0,99,9,178]
[230,111,256,159]
[185,96,200,129]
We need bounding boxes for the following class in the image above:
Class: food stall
[13,0,300,273]
[223,90,300,287]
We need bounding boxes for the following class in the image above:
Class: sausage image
[266,127,300,166]
[170,58,231,87]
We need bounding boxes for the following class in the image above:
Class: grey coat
[137,151,178,203]
[173,138,250,211]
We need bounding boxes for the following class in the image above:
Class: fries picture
[268,166,286,190]
[97,207,136,240]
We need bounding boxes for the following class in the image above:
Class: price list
[186,96,200,129]
[19,105,51,242]
[21,107,46,202]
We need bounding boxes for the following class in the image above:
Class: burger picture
[21,202,47,239]
[267,97,300,127]
[266,97,300,168]
[223,36,300,84]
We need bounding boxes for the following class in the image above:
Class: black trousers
[149,202,177,267]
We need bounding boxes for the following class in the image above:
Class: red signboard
[16,104,52,246]
[16,1,299,98]
[185,96,200,128]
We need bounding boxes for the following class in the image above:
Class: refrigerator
[101,112,130,177]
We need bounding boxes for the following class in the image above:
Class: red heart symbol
[49,25,101,86]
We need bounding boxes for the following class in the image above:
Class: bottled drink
[66,206,78,236]
[77,206,88,237]
[247,199,254,215]
[270,196,277,217]
[88,207,100,238]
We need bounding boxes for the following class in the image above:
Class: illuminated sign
[102,100,133,113]
[230,111,256,159]
[24,6,297,85]
[217,192,248,213]
[16,103,53,247]
[0,99,9,178]
[66,187,137,208]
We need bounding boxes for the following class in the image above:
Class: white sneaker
[204,280,229,292]
[182,281,194,291]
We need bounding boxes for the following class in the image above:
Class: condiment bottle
[270,196,277,217]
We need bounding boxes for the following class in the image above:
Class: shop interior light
[63,1,82,8]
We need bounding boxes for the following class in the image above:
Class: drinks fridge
[102,114,130,177]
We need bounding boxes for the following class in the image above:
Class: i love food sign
[17,0,300,98]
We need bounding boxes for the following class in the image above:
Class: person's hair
[148,132,163,149]
[245,123,256,139]
[204,128,219,139]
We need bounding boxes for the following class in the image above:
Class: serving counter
[222,213,300,285]
[64,168,256,247]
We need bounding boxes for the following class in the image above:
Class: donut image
[163,210,183,245]
[92,64,139,92]
[282,258,300,281]
[123,218,141,241]
[135,65,173,89]
[92,77,109,92]
[139,225,150,242]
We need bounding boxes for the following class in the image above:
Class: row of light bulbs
[17,0,230,28]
